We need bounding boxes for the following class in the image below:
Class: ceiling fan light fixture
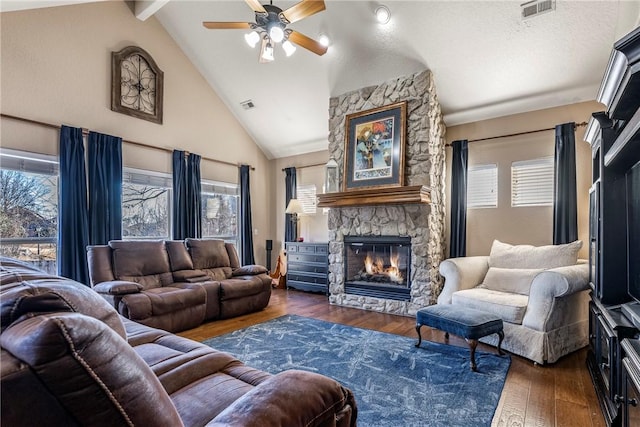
[261,41,275,62]
[375,5,391,24]
[318,34,330,47]
[282,40,296,56]
[244,31,260,48]
[269,25,285,43]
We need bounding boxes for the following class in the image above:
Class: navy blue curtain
[88,131,122,245]
[449,140,468,258]
[553,122,578,244]
[284,167,297,242]
[58,125,90,285]
[186,153,202,239]
[172,150,188,240]
[239,165,255,265]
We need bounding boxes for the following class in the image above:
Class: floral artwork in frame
[343,101,407,191]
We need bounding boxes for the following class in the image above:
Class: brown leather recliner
[87,239,271,332]
[0,257,357,427]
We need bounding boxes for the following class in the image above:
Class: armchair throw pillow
[488,240,582,269]
[481,267,544,295]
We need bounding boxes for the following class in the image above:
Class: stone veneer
[327,69,446,316]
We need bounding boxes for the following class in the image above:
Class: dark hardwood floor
[178,288,605,427]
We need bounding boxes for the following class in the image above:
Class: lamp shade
[285,198,304,215]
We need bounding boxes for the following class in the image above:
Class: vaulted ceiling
[3,1,639,159]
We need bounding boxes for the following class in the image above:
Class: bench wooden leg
[415,324,422,347]
[465,338,478,372]
[497,330,505,355]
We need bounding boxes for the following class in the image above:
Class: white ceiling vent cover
[240,100,255,110]
[521,0,555,19]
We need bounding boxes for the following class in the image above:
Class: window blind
[511,157,554,207]
[297,184,317,214]
[467,164,498,208]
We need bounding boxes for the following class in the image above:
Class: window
[122,168,171,239]
[511,157,554,207]
[297,184,317,215]
[201,180,239,247]
[467,164,498,208]
[0,149,59,274]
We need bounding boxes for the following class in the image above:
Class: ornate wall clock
[111,46,163,124]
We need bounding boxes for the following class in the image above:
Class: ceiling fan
[203,0,327,63]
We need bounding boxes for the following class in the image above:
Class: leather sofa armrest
[93,281,143,295]
[232,265,268,276]
[207,370,356,427]
[437,256,490,304]
[523,263,590,331]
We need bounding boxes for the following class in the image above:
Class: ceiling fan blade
[288,30,327,56]
[244,0,267,13]
[203,22,253,30]
[281,0,325,24]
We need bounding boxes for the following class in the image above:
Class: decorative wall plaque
[111,46,163,124]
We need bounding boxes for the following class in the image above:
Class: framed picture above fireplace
[343,101,406,191]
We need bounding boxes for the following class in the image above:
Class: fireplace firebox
[343,236,411,301]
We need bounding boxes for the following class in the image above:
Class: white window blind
[511,157,554,207]
[297,184,317,214]
[467,164,498,208]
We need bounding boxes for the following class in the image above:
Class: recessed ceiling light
[318,34,330,47]
[375,5,391,24]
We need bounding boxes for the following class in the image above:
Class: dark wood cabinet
[586,27,640,427]
[285,242,329,294]
[621,339,640,427]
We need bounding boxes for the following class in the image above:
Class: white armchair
[437,240,590,364]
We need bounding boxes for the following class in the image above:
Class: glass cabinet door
[597,315,614,397]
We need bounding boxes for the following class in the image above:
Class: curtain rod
[445,121,588,146]
[281,162,326,171]
[0,113,255,171]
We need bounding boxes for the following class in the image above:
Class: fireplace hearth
[344,236,411,301]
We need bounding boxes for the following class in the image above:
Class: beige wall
[0,1,274,259]
[446,100,603,258]
[271,150,329,256]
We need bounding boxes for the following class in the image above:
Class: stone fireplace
[324,69,446,316]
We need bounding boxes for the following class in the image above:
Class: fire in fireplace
[344,236,411,301]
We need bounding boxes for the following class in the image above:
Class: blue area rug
[202,315,510,427]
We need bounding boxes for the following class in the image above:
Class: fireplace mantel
[317,185,431,208]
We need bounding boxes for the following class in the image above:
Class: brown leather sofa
[0,257,357,427]
[87,238,271,332]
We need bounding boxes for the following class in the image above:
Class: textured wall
[327,70,446,316]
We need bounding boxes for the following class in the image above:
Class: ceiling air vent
[240,99,255,110]
[521,0,555,19]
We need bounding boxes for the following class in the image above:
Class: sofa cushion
[109,240,173,289]
[120,286,206,318]
[452,288,529,324]
[481,267,544,296]
[225,243,241,269]
[165,240,194,271]
[186,239,230,268]
[220,278,267,300]
[488,240,582,269]
[0,276,126,339]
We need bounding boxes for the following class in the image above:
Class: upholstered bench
[415,305,504,371]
